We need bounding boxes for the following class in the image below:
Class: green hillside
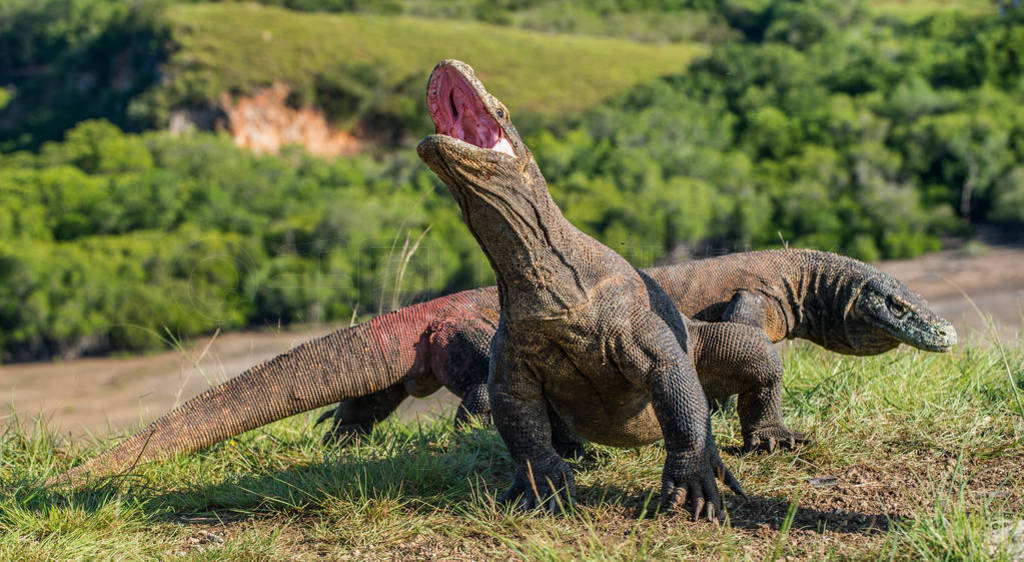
[866,0,997,20]
[163,3,707,119]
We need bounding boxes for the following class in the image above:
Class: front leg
[621,312,744,521]
[709,291,767,414]
[720,290,767,329]
[690,321,805,453]
[452,382,586,463]
[737,383,805,453]
[490,333,574,511]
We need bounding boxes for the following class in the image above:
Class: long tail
[50,299,451,487]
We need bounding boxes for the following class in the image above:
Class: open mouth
[427,65,515,158]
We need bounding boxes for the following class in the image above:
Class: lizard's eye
[889,298,908,317]
[496,108,504,118]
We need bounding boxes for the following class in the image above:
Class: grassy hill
[866,0,997,21]
[163,3,707,120]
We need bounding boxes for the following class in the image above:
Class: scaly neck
[451,167,590,318]
[783,250,864,351]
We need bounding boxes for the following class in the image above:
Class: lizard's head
[417,60,540,205]
[846,270,957,354]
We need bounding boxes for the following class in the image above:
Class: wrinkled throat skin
[417,59,595,320]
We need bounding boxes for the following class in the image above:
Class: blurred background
[0,0,1021,435]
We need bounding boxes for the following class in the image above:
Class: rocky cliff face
[169,81,360,157]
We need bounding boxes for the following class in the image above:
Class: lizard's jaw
[426,63,516,158]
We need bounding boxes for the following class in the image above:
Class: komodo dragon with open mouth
[49,65,957,502]
[417,59,779,519]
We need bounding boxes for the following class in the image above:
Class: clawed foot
[499,460,576,513]
[660,450,746,522]
[743,425,808,453]
[314,408,370,446]
[553,441,589,463]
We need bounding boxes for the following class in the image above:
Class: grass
[865,0,997,21]
[2,339,1022,559]
[163,3,707,120]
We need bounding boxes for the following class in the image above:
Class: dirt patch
[144,450,1024,559]
[2,246,1022,439]
[170,81,361,157]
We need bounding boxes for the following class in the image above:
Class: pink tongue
[450,85,500,149]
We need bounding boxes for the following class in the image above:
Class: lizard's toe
[743,426,808,453]
[314,408,335,426]
[500,462,575,514]
[660,454,734,523]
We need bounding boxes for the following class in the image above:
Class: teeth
[491,136,515,157]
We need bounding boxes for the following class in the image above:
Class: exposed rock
[167,82,360,157]
[219,81,360,157]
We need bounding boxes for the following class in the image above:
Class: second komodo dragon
[317,249,957,447]
[418,59,759,519]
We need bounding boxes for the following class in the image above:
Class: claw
[722,469,747,499]
[706,502,718,524]
[744,427,806,453]
[314,408,334,426]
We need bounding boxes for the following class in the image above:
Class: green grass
[3,339,1023,559]
[865,0,997,21]
[163,3,706,119]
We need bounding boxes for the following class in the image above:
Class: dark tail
[50,299,451,487]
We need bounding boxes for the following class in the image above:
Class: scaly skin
[417,60,749,519]
[52,250,952,491]
[48,290,493,487]
[321,249,957,445]
[51,71,956,496]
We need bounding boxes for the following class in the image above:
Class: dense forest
[0,0,1022,360]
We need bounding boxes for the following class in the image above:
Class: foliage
[0,1,1023,357]
[0,0,170,150]
[153,3,706,138]
[532,2,1024,257]
[0,121,484,359]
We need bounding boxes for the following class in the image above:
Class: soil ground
[2,245,1021,438]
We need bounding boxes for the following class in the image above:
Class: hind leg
[317,382,409,446]
[454,383,491,428]
[547,403,587,462]
[429,314,496,429]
